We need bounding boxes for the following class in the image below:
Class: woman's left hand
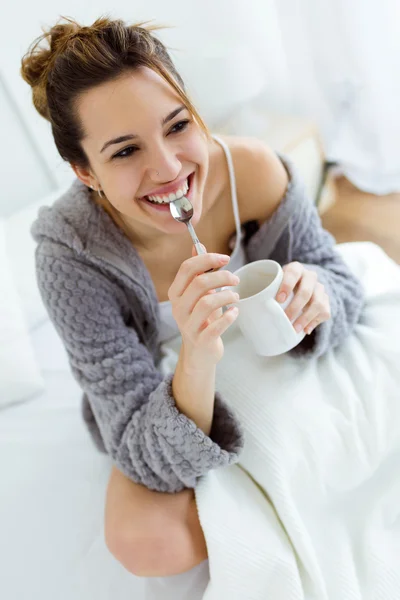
[275,261,331,335]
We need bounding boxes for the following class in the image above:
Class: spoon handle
[186,221,205,255]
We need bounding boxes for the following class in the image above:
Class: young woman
[22,16,364,579]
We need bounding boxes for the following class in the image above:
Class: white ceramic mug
[231,260,306,356]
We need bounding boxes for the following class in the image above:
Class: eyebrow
[100,105,186,153]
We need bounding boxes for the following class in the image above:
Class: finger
[284,269,317,322]
[182,270,240,316]
[292,302,320,333]
[192,244,215,273]
[169,253,231,299]
[199,305,239,341]
[305,319,321,335]
[206,292,223,324]
[305,302,330,334]
[292,288,331,333]
[188,289,240,333]
[306,292,331,334]
[206,287,240,324]
[276,262,304,303]
[203,290,222,324]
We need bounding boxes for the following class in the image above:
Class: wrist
[179,342,218,374]
[172,344,217,436]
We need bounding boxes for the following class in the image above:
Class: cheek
[107,166,142,199]
[99,169,143,216]
[185,136,204,155]
[184,129,208,165]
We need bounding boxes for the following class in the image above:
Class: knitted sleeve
[34,245,244,492]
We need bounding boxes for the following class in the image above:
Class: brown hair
[20,15,209,169]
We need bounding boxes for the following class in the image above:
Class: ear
[70,163,97,189]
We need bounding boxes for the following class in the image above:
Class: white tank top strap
[211,133,243,252]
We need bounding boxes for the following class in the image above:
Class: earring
[89,183,103,198]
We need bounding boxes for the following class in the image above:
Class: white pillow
[0,219,44,407]
[4,186,69,331]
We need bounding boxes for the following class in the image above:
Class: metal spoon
[169,195,205,255]
[170,196,227,309]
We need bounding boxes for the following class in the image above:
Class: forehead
[77,67,182,140]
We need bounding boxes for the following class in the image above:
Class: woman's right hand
[168,249,240,367]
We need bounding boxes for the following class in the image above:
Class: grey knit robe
[31,155,365,492]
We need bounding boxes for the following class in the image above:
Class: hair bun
[20,17,79,119]
[48,20,79,54]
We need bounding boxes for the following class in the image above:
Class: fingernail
[277,292,287,303]
[295,324,303,333]
[218,254,230,262]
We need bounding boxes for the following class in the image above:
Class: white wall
[0,73,55,216]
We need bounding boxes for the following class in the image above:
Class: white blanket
[160,242,400,600]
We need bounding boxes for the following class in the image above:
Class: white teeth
[147,178,189,204]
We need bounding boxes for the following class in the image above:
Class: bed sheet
[0,320,146,600]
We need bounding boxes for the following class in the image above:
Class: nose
[147,140,182,182]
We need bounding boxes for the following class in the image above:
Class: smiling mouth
[142,172,194,205]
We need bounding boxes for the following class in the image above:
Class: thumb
[191,243,206,257]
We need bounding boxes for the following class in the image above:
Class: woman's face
[75,66,209,241]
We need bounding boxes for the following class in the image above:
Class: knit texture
[31,153,365,491]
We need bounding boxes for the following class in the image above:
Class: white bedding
[2,241,399,600]
[0,220,44,407]
[0,321,146,600]
[195,242,400,599]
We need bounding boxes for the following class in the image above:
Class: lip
[140,173,193,199]
[139,171,195,213]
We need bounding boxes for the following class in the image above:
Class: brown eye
[169,119,190,134]
[113,146,139,159]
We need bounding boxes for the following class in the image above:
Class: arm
[283,194,365,358]
[173,347,217,437]
[244,149,365,357]
[35,246,244,492]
